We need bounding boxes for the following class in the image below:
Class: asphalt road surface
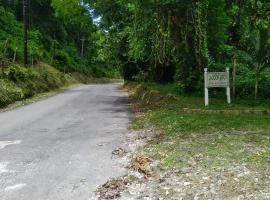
[0,84,131,200]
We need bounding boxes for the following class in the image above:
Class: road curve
[0,84,131,200]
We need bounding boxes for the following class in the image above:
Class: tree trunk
[233,57,236,98]
[254,63,260,101]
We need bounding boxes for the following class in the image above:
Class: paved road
[0,84,131,200]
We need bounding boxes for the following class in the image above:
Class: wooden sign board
[207,72,229,88]
[204,68,231,106]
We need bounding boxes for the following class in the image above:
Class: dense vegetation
[0,0,118,77]
[1,0,270,99]
[0,0,121,108]
[91,0,270,99]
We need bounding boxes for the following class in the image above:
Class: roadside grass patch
[129,116,147,130]
[137,111,270,169]
[126,82,270,199]
[147,111,270,134]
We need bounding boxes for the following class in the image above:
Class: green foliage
[0,79,23,107]
[0,5,47,63]
[92,0,270,98]
[53,49,73,69]
[1,0,270,99]
[207,0,230,60]
[235,64,256,97]
[4,66,38,81]
[141,82,183,96]
[0,63,76,107]
[0,1,109,78]
[260,68,270,97]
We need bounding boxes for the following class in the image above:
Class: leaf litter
[96,177,130,199]
[130,154,154,178]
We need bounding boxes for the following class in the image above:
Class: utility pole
[23,0,28,67]
[80,38,85,73]
[80,38,86,58]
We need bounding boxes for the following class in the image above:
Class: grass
[127,82,270,199]
[133,110,270,168]
[141,82,182,95]
[146,111,270,134]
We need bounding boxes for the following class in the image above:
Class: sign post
[204,68,231,106]
[226,68,231,105]
[204,68,209,106]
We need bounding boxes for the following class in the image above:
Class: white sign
[204,68,231,106]
[207,72,229,88]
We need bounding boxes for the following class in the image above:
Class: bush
[3,66,38,81]
[0,79,23,108]
[260,68,270,99]
[53,49,72,70]
[0,63,76,107]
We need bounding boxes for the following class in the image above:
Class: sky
[81,1,102,26]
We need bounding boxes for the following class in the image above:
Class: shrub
[260,68,270,98]
[0,64,75,106]
[0,79,23,108]
[3,65,39,82]
[53,50,72,70]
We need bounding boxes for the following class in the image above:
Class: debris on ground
[131,154,154,177]
[132,106,146,113]
[96,177,130,199]
[111,147,127,158]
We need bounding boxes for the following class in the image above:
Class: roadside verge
[95,82,270,199]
